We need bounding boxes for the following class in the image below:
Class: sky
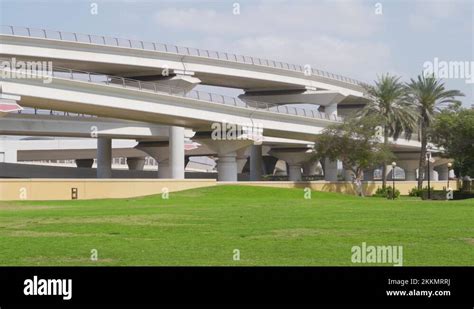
[1,0,473,106]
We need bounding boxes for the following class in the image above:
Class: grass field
[0,185,472,266]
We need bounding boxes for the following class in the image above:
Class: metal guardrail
[1,65,342,122]
[0,25,364,88]
[17,108,95,118]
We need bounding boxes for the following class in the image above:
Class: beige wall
[220,180,459,196]
[0,179,216,201]
[0,179,459,201]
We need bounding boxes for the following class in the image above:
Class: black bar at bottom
[0,267,472,306]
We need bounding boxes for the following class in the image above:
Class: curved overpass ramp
[0,68,337,142]
[0,26,366,98]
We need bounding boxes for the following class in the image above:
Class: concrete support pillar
[288,163,303,181]
[436,165,449,181]
[324,158,338,181]
[169,126,185,179]
[425,164,438,181]
[344,169,353,181]
[76,159,94,168]
[127,157,145,170]
[250,144,263,181]
[325,103,338,120]
[302,161,318,176]
[398,160,418,181]
[269,148,314,182]
[363,168,374,181]
[158,160,170,178]
[134,142,170,178]
[0,149,17,163]
[217,152,238,182]
[193,135,252,182]
[97,137,112,178]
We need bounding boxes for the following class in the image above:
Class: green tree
[314,115,394,196]
[358,74,418,188]
[405,75,464,189]
[431,104,474,177]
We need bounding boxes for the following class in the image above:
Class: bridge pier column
[135,129,186,180]
[324,158,338,181]
[436,164,451,181]
[193,134,252,182]
[213,142,252,181]
[135,142,169,178]
[217,152,238,182]
[0,149,17,163]
[398,160,418,181]
[97,137,112,178]
[325,103,338,120]
[269,148,314,181]
[250,144,263,181]
[287,163,303,181]
[169,126,185,179]
[157,160,169,178]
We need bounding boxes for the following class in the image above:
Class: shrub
[408,186,434,197]
[408,187,421,197]
[421,189,449,200]
[373,186,400,199]
[386,186,400,199]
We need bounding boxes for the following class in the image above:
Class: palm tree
[406,74,464,189]
[358,74,418,188]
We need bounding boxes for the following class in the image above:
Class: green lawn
[0,185,472,266]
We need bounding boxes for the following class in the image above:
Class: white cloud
[185,35,392,81]
[408,0,465,32]
[152,1,391,81]
[153,1,382,38]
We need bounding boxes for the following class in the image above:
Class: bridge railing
[1,25,364,88]
[46,67,342,122]
[17,107,95,117]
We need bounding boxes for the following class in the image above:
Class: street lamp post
[426,151,432,199]
[392,161,397,200]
